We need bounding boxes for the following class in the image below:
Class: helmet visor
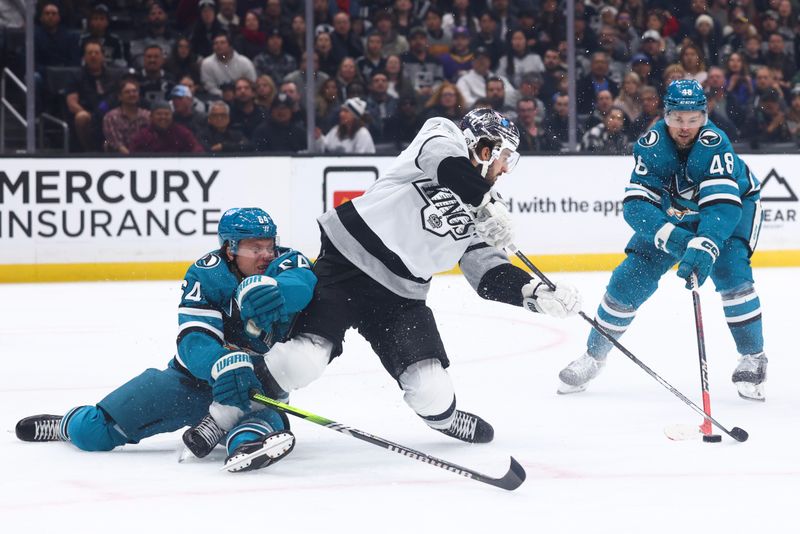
[665,110,707,128]
[491,144,520,177]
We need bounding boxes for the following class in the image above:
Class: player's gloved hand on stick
[471,190,514,250]
[522,280,581,318]
[211,351,264,422]
[676,236,719,289]
[236,275,287,337]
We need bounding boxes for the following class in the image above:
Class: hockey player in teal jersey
[558,79,768,401]
[15,208,317,472]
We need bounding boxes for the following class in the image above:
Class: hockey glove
[211,352,264,414]
[522,281,581,318]
[472,191,514,250]
[236,275,288,337]
[653,223,693,259]
[676,237,719,288]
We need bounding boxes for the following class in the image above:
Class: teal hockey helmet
[664,79,708,126]
[217,208,277,254]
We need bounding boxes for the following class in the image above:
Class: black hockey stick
[507,245,748,443]
[249,391,526,491]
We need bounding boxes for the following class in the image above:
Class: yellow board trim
[1,250,799,283]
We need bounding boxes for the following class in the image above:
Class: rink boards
[0,154,798,282]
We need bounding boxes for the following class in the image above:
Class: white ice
[1,268,796,533]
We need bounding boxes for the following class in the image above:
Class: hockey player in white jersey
[260,108,581,443]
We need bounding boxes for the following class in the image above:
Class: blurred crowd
[3,0,800,154]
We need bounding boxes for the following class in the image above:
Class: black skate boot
[437,410,494,443]
[224,430,295,473]
[732,352,768,401]
[182,414,226,458]
[16,414,66,442]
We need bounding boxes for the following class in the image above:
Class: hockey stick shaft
[690,274,713,435]
[507,245,748,442]
[249,392,526,490]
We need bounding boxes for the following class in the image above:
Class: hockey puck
[702,434,722,443]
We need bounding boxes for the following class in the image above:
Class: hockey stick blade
[507,246,750,443]
[664,424,702,441]
[250,391,526,491]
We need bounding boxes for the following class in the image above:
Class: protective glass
[665,110,707,128]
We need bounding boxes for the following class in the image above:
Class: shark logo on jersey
[638,130,659,147]
[698,130,721,147]
[196,253,221,269]
[414,180,473,240]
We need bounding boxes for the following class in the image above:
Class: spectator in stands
[191,0,223,59]
[746,87,792,146]
[722,13,753,60]
[639,29,669,90]
[393,0,418,38]
[486,76,517,122]
[383,94,420,149]
[365,70,398,143]
[315,97,375,153]
[613,72,643,122]
[471,11,505,70]
[516,72,546,123]
[170,84,206,135]
[314,31,338,77]
[705,66,743,135]
[285,13,306,60]
[283,50,329,102]
[662,64,688,91]
[103,79,150,154]
[539,0,566,49]
[67,40,118,152]
[263,0,290,34]
[753,67,780,108]
[251,92,307,152]
[254,28,297,82]
[34,2,80,74]
[764,33,796,85]
[437,26,472,82]
[201,32,256,96]
[597,24,630,79]
[78,4,126,68]
[254,74,276,110]
[217,0,240,34]
[679,42,708,84]
[315,78,341,132]
[615,9,641,55]
[178,75,211,114]
[491,0,517,38]
[420,80,465,124]
[457,47,513,108]
[234,11,266,60]
[442,0,479,37]
[138,44,174,108]
[742,35,765,72]
[401,26,445,99]
[197,100,251,152]
[372,10,408,58]
[515,97,560,152]
[690,14,720,67]
[576,51,619,114]
[229,77,267,138]
[331,12,364,63]
[219,81,236,104]
[630,53,652,91]
[540,47,566,107]
[581,106,629,154]
[498,29,545,89]
[628,86,662,138]
[422,6,451,57]
[384,53,414,99]
[130,2,175,67]
[584,89,615,131]
[357,32,387,83]
[542,92,570,148]
[166,37,202,83]
[279,79,309,127]
[724,52,755,119]
[334,57,364,102]
[129,100,205,153]
[786,85,800,141]
[643,12,677,61]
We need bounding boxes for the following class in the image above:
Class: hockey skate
[224,430,295,473]
[732,353,767,402]
[436,410,494,444]
[558,353,606,394]
[182,414,226,458]
[15,414,65,442]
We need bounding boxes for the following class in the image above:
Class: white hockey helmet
[460,108,521,178]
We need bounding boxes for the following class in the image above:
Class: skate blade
[735,382,765,402]
[557,382,587,395]
[664,424,702,441]
[222,432,295,473]
[177,445,193,463]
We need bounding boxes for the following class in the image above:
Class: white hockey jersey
[318,117,511,299]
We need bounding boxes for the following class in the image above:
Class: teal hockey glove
[676,237,719,288]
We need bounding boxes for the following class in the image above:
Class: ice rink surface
[1,268,796,533]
